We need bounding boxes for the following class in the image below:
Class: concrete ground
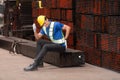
[0,48,120,80]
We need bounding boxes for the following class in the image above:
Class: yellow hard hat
[37,15,45,26]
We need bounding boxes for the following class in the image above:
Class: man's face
[43,19,49,27]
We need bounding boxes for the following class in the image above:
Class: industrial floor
[0,48,120,80]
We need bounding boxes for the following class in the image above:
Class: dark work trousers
[34,39,66,65]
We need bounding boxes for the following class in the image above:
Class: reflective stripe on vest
[43,22,65,44]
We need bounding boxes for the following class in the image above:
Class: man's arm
[62,24,71,40]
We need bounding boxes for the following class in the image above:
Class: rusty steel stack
[32,0,120,72]
[3,0,17,36]
[3,0,34,40]
[16,0,34,40]
[75,0,120,72]
[19,0,33,26]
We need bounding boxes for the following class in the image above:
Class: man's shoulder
[52,21,61,25]
[51,21,64,28]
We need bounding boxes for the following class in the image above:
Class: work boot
[38,61,44,68]
[24,62,38,71]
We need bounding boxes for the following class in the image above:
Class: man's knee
[43,44,50,50]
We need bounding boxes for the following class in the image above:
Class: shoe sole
[24,68,38,71]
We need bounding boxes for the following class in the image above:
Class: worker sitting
[24,15,71,71]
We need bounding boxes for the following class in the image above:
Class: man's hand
[32,23,36,32]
